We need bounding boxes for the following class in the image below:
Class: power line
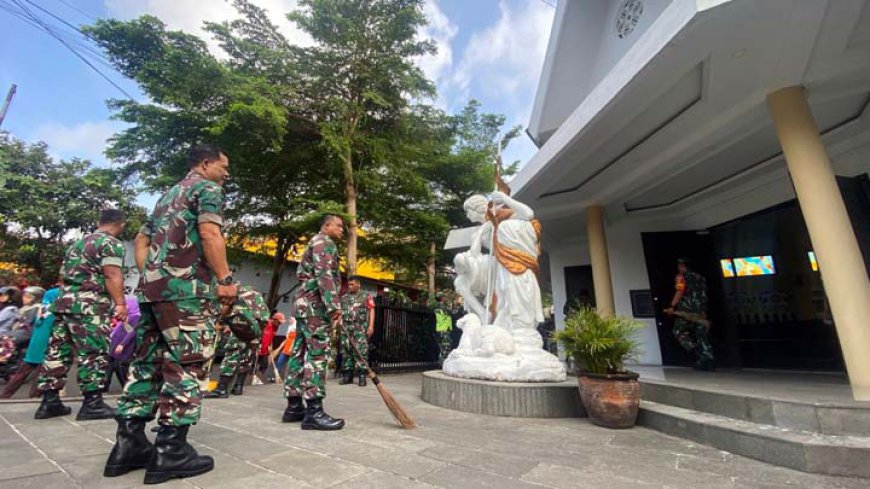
[55,0,97,22]
[1,0,136,100]
[538,0,556,8]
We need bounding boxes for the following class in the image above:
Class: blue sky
[0,0,555,208]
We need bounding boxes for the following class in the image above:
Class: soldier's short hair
[99,208,126,225]
[319,213,342,228]
[348,275,362,283]
[188,143,226,168]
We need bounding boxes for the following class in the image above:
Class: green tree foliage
[0,133,144,286]
[84,0,521,300]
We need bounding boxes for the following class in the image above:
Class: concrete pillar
[767,86,870,400]
[586,206,616,317]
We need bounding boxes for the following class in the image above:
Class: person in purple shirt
[104,296,141,392]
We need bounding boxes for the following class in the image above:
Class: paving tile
[258,447,371,487]
[522,462,662,489]
[0,472,75,489]
[421,464,546,489]
[331,470,441,489]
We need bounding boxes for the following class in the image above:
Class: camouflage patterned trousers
[284,315,329,400]
[116,299,216,426]
[340,323,368,371]
[37,313,111,394]
[217,330,254,378]
[673,316,714,364]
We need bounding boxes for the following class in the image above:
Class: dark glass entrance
[640,174,870,371]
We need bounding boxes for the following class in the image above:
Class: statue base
[442,349,567,383]
[422,370,585,418]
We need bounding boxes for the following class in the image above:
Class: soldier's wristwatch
[217,275,235,286]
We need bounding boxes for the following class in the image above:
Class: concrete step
[640,379,870,437]
[638,400,870,478]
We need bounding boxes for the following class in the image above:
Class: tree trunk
[344,154,358,276]
[266,234,291,311]
[427,240,436,294]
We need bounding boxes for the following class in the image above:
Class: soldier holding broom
[281,213,346,431]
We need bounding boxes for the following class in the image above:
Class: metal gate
[368,297,440,373]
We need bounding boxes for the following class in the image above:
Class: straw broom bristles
[339,321,416,429]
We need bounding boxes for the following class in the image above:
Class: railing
[367,297,440,374]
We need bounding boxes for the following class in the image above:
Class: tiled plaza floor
[0,373,866,488]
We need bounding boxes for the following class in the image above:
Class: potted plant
[553,306,643,428]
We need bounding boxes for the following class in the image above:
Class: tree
[85,2,344,309]
[288,0,436,275]
[0,133,144,286]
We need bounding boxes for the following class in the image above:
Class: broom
[337,320,416,429]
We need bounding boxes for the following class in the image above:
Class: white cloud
[416,0,458,92]
[103,0,313,56]
[451,0,553,102]
[31,120,124,165]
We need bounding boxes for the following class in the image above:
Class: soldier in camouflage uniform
[338,276,374,387]
[281,214,345,431]
[34,209,127,421]
[205,285,268,398]
[664,258,714,371]
[104,144,237,485]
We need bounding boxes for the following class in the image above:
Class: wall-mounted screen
[720,259,735,278]
[733,255,776,276]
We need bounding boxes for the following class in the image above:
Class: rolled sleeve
[100,238,125,268]
[196,182,225,226]
[101,256,124,268]
[197,212,224,226]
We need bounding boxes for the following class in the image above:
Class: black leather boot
[357,370,367,387]
[104,417,154,477]
[143,425,214,485]
[339,370,353,385]
[34,390,71,419]
[204,376,231,399]
[230,374,246,396]
[301,398,345,431]
[76,391,116,420]
[282,396,304,423]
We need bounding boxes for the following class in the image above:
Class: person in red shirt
[256,312,282,382]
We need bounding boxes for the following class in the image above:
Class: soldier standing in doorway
[664,258,715,371]
[34,209,127,421]
[338,276,374,386]
[103,144,238,484]
[281,214,345,430]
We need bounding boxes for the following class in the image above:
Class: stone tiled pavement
[0,373,867,489]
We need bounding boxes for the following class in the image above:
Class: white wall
[546,216,664,366]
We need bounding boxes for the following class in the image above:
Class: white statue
[443,192,566,382]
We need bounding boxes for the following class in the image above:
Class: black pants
[103,358,129,392]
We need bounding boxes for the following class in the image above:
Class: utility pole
[0,84,17,129]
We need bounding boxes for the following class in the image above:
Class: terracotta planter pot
[577,371,640,429]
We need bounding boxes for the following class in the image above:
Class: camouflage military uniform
[217,286,268,378]
[117,170,224,426]
[339,291,372,372]
[284,233,340,401]
[37,231,125,394]
[672,269,714,367]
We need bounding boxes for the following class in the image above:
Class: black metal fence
[368,297,441,374]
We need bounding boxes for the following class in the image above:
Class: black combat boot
[104,417,155,477]
[34,389,71,419]
[339,370,353,385]
[76,390,116,420]
[143,425,214,485]
[281,396,304,423]
[301,398,345,431]
[230,374,247,396]
[357,369,367,387]
[204,376,231,399]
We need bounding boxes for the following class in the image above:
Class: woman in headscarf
[1,287,59,398]
[0,286,22,334]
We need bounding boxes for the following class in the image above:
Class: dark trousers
[104,358,129,392]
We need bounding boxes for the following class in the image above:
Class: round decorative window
[616,0,644,39]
